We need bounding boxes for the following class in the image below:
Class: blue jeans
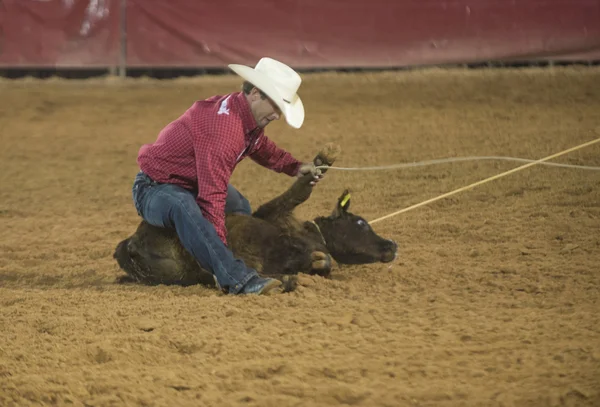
[131,170,257,293]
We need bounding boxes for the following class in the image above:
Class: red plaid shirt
[137,91,302,245]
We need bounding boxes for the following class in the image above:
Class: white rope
[317,137,600,225]
[316,156,600,172]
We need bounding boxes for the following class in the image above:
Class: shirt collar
[232,91,262,138]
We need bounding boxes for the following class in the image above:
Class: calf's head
[313,190,398,264]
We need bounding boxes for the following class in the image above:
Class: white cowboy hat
[228,57,305,129]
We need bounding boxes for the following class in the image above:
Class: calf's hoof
[316,143,342,167]
[311,251,332,276]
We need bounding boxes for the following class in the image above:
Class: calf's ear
[331,189,351,218]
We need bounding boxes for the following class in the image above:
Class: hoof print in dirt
[281,275,299,293]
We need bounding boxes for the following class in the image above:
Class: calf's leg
[253,143,341,222]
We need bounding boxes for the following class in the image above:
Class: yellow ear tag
[340,194,351,207]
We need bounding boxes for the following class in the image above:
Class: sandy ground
[1,66,599,407]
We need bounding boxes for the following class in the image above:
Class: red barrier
[0,0,120,67]
[1,0,599,69]
[125,0,600,68]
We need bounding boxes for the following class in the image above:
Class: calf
[113,144,398,291]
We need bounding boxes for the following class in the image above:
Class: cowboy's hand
[297,162,323,186]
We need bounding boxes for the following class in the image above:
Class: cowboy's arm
[249,135,303,176]
[250,136,324,185]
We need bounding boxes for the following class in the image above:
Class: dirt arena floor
[1,66,599,407]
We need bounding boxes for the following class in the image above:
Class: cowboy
[131,57,322,295]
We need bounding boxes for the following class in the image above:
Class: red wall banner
[0,0,120,67]
[125,0,600,68]
[1,0,599,69]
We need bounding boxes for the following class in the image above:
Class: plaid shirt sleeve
[249,135,303,176]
